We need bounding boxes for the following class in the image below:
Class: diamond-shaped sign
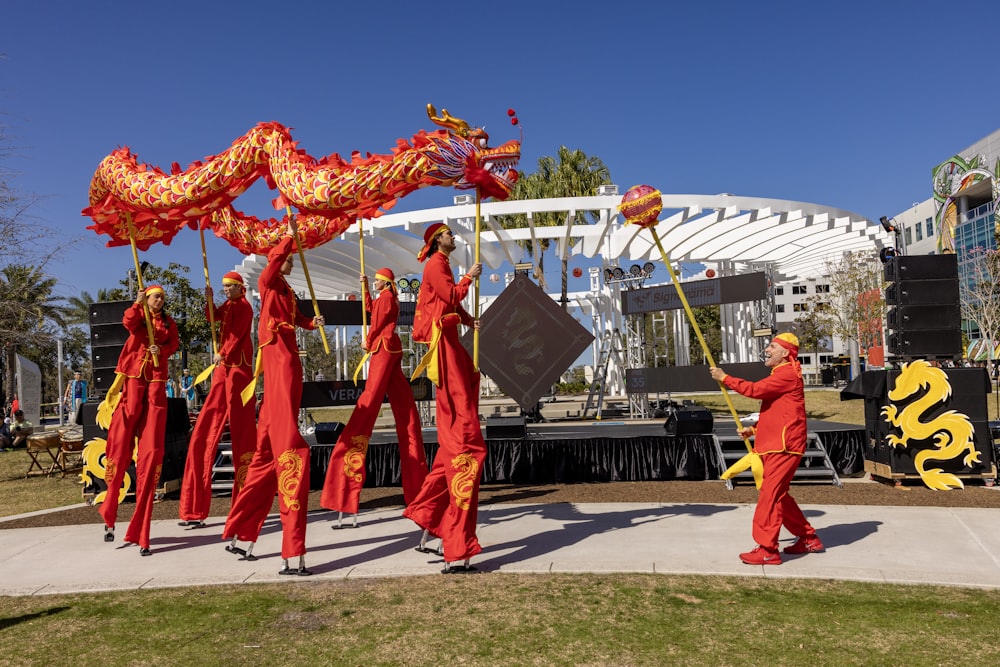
[463,274,594,410]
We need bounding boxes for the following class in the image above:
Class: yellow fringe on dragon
[83,105,520,255]
[881,360,981,490]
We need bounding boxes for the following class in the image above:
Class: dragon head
[425,104,520,200]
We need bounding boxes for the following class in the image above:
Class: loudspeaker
[314,422,345,445]
[883,254,958,282]
[664,407,713,436]
[888,330,964,357]
[884,256,961,358]
[89,301,132,327]
[884,279,959,306]
[485,415,527,439]
[887,304,961,331]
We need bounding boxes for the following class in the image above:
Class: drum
[27,431,60,450]
[59,428,85,452]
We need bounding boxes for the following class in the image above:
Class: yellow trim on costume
[411,322,444,386]
[352,350,373,385]
[194,364,215,386]
[240,351,263,405]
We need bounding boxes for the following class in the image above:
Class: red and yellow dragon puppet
[83,105,521,254]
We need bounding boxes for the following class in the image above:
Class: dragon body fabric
[83,107,520,254]
[881,360,981,490]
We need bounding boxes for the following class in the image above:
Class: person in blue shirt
[179,368,195,410]
[64,371,87,424]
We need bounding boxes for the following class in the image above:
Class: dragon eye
[478,138,487,148]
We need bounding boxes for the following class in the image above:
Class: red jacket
[115,303,179,382]
[257,235,315,347]
[208,296,254,368]
[722,361,807,455]
[412,251,474,344]
[365,288,401,354]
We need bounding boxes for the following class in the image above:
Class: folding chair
[26,432,63,477]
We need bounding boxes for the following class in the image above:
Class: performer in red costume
[709,332,824,565]
[99,285,179,556]
[321,268,427,524]
[178,271,256,527]
[222,218,324,575]
[402,222,485,573]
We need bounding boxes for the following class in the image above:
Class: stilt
[442,559,476,574]
[279,555,312,576]
[225,538,257,561]
[103,525,114,543]
[414,529,443,555]
[331,511,359,530]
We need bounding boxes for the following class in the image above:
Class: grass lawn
[1,574,998,666]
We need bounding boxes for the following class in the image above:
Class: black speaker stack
[89,301,132,398]
[485,415,527,440]
[884,255,962,359]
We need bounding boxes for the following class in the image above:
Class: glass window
[775,304,785,313]
[774,286,784,296]
[926,218,934,237]
[915,223,923,241]
[793,303,808,312]
[815,284,830,293]
[800,355,812,365]
[905,227,913,245]
[792,285,807,295]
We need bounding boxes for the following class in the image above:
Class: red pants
[99,376,167,550]
[321,349,427,514]
[222,334,310,559]
[403,328,485,562]
[752,451,814,550]
[178,363,256,522]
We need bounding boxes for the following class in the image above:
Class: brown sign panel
[463,274,594,411]
[300,377,433,408]
[621,272,768,316]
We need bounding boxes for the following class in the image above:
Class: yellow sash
[240,350,263,405]
[411,323,444,386]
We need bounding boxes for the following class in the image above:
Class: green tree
[794,297,834,365]
[497,147,611,308]
[689,306,722,364]
[0,265,69,406]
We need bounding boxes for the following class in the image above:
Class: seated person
[0,418,11,450]
[10,410,33,448]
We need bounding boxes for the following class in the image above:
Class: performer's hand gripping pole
[125,215,158,367]
[286,207,330,354]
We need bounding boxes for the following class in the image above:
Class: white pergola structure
[236,191,885,394]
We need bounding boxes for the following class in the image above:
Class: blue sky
[4,0,1000,303]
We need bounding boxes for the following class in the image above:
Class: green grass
[1,575,997,666]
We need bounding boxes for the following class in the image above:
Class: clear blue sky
[4,0,1000,303]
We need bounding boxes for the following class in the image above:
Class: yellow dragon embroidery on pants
[343,435,369,483]
[881,360,981,490]
[277,450,304,511]
[81,437,135,504]
[450,453,479,511]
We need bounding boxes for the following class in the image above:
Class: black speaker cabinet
[884,279,960,306]
[89,301,132,326]
[883,254,958,282]
[314,422,345,445]
[859,368,995,480]
[90,323,130,347]
[887,304,961,332]
[485,415,527,439]
[664,407,713,436]
[888,330,963,357]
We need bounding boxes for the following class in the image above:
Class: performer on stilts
[321,268,428,526]
[222,217,324,575]
[99,285,179,556]
[403,222,485,573]
[178,271,256,527]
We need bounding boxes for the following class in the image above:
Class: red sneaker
[739,545,782,565]
[783,535,825,555]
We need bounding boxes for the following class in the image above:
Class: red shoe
[784,535,825,555]
[739,545,782,565]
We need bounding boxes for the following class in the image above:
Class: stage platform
[304,418,866,490]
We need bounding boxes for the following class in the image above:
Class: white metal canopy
[235,192,885,296]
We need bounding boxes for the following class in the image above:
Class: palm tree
[498,147,611,309]
[0,265,69,405]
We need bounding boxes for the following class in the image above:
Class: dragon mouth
[475,140,521,200]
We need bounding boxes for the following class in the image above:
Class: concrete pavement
[3,499,1000,596]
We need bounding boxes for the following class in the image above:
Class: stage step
[711,432,844,490]
[211,438,235,494]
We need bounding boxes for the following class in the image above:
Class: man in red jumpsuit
[320,268,427,523]
[222,218,324,575]
[709,332,825,565]
[178,271,256,527]
[402,223,485,573]
[100,284,179,556]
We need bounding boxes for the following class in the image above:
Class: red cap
[222,271,244,286]
[417,223,450,262]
